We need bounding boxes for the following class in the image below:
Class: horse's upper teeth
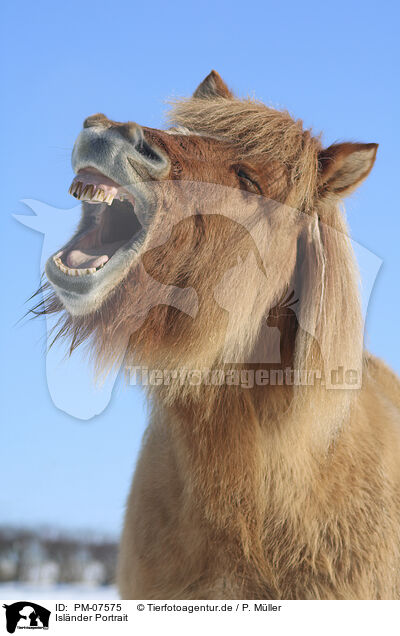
[68,180,130,206]
[93,188,105,202]
[69,181,83,198]
[81,185,94,200]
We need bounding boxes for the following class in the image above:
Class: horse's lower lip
[45,224,147,315]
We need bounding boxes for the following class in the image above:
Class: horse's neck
[162,384,329,531]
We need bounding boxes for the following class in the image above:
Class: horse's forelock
[168,96,321,212]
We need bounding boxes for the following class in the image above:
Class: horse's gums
[35,71,400,599]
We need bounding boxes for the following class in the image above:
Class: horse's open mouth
[53,168,142,276]
[45,167,149,314]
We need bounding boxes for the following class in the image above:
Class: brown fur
[36,71,400,599]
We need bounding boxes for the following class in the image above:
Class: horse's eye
[236,168,261,194]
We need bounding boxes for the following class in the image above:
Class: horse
[36,71,400,599]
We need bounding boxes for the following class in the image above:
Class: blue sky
[1,0,399,537]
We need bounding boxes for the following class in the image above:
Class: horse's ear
[318,142,378,197]
[193,70,233,99]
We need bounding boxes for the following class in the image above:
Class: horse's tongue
[66,248,109,269]
[65,241,124,269]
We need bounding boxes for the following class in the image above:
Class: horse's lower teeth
[53,255,105,276]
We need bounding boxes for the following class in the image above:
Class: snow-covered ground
[0,582,118,599]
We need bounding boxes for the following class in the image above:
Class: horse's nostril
[123,123,163,164]
[83,113,108,128]
[122,122,144,145]
[136,138,164,163]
